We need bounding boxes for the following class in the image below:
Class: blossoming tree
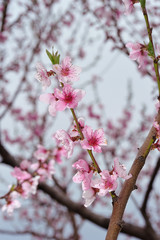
[1,0,160,240]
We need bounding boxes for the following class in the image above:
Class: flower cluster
[1,52,132,214]
[53,123,107,160]
[1,145,55,214]
[35,53,131,207]
[72,158,131,207]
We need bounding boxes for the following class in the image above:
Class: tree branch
[1,0,10,32]
[105,112,160,240]
[141,156,160,213]
[0,229,61,240]
[0,141,158,240]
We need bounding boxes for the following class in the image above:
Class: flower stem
[141,5,160,95]
[70,108,101,173]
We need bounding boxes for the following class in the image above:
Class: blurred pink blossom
[2,191,21,215]
[35,63,51,90]
[126,42,148,68]
[122,0,134,15]
[39,93,57,116]
[34,145,49,162]
[82,188,96,207]
[113,158,132,180]
[11,167,31,182]
[54,130,74,158]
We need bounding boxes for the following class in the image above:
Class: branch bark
[141,156,160,213]
[105,112,160,240]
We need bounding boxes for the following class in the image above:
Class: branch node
[137,156,145,162]
[117,220,125,230]
[133,184,138,191]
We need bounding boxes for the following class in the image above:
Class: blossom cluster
[1,145,55,215]
[36,56,84,118]
[1,53,132,213]
[72,158,131,207]
[35,53,131,207]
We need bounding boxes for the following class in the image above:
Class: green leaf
[46,49,55,65]
[147,41,154,58]
[139,0,146,8]
[10,184,15,191]
[46,48,60,65]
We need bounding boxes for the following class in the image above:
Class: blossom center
[88,137,98,146]
[61,67,70,76]
[64,93,73,103]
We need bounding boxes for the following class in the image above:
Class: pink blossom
[37,168,48,180]
[30,159,55,181]
[34,144,49,162]
[21,181,32,198]
[39,93,57,116]
[126,42,148,68]
[30,162,39,171]
[153,121,160,151]
[122,0,134,15]
[21,176,40,199]
[82,189,96,207]
[11,167,31,182]
[72,159,93,190]
[29,176,40,194]
[52,56,81,84]
[53,147,66,163]
[35,63,51,90]
[54,130,74,158]
[92,170,118,196]
[81,126,107,153]
[113,158,132,180]
[22,176,40,198]
[48,159,55,175]
[153,121,160,132]
[54,84,85,111]
[36,162,55,181]
[72,159,90,172]
[0,32,7,42]
[155,101,160,112]
[2,191,21,215]
[20,159,30,170]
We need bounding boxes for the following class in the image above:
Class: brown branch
[0,229,61,240]
[1,0,10,32]
[141,156,160,213]
[0,141,158,240]
[69,211,80,240]
[0,40,40,120]
[105,112,160,240]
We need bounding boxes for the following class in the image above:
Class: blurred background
[0,0,160,239]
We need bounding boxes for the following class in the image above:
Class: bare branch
[141,156,160,213]
[105,112,160,240]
